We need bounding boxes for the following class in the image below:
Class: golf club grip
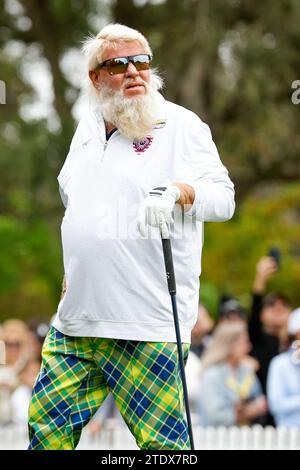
[161,238,176,294]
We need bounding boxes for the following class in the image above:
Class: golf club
[161,234,195,450]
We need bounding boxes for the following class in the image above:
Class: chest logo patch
[133,136,153,155]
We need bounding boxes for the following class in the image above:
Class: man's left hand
[137,185,181,238]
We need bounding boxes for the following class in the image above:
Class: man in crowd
[249,256,291,394]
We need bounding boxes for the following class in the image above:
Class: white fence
[1,424,300,450]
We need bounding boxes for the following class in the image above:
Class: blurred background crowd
[1,253,300,436]
[1,0,300,442]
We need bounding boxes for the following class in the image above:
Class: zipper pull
[104,141,108,151]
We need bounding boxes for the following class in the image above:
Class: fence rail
[1,424,299,450]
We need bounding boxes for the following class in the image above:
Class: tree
[1,0,300,320]
[201,182,300,316]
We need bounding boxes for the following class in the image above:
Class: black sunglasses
[95,54,152,76]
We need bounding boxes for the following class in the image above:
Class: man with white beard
[28,24,235,450]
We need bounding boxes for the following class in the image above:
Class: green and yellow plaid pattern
[28,327,190,450]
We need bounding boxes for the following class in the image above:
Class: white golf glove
[137,185,181,238]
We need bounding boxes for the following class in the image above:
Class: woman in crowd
[0,320,32,424]
[197,322,267,427]
[10,357,41,425]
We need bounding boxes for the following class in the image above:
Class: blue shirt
[267,349,300,427]
[197,363,262,427]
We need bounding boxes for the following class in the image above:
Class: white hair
[82,23,152,71]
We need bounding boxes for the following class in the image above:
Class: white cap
[288,308,300,335]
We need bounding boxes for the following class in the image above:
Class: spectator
[197,322,267,427]
[249,256,291,395]
[218,296,259,372]
[0,328,4,365]
[185,304,214,414]
[190,304,214,358]
[0,320,31,424]
[26,319,50,361]
[0,320,31,369]
[267,308,300,428]
[218,296,247,324]
[10,358,41,425]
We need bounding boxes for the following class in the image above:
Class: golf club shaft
[161,237,195,450]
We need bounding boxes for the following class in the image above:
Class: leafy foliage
[1,0,300,320]
[202,183,300,316]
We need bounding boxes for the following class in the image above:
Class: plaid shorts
[28,326,190,450]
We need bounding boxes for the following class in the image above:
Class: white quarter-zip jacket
[52,94,235,343]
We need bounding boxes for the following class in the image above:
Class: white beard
[94,72,163,141]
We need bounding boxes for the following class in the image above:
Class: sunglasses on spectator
[95,54,152,76]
